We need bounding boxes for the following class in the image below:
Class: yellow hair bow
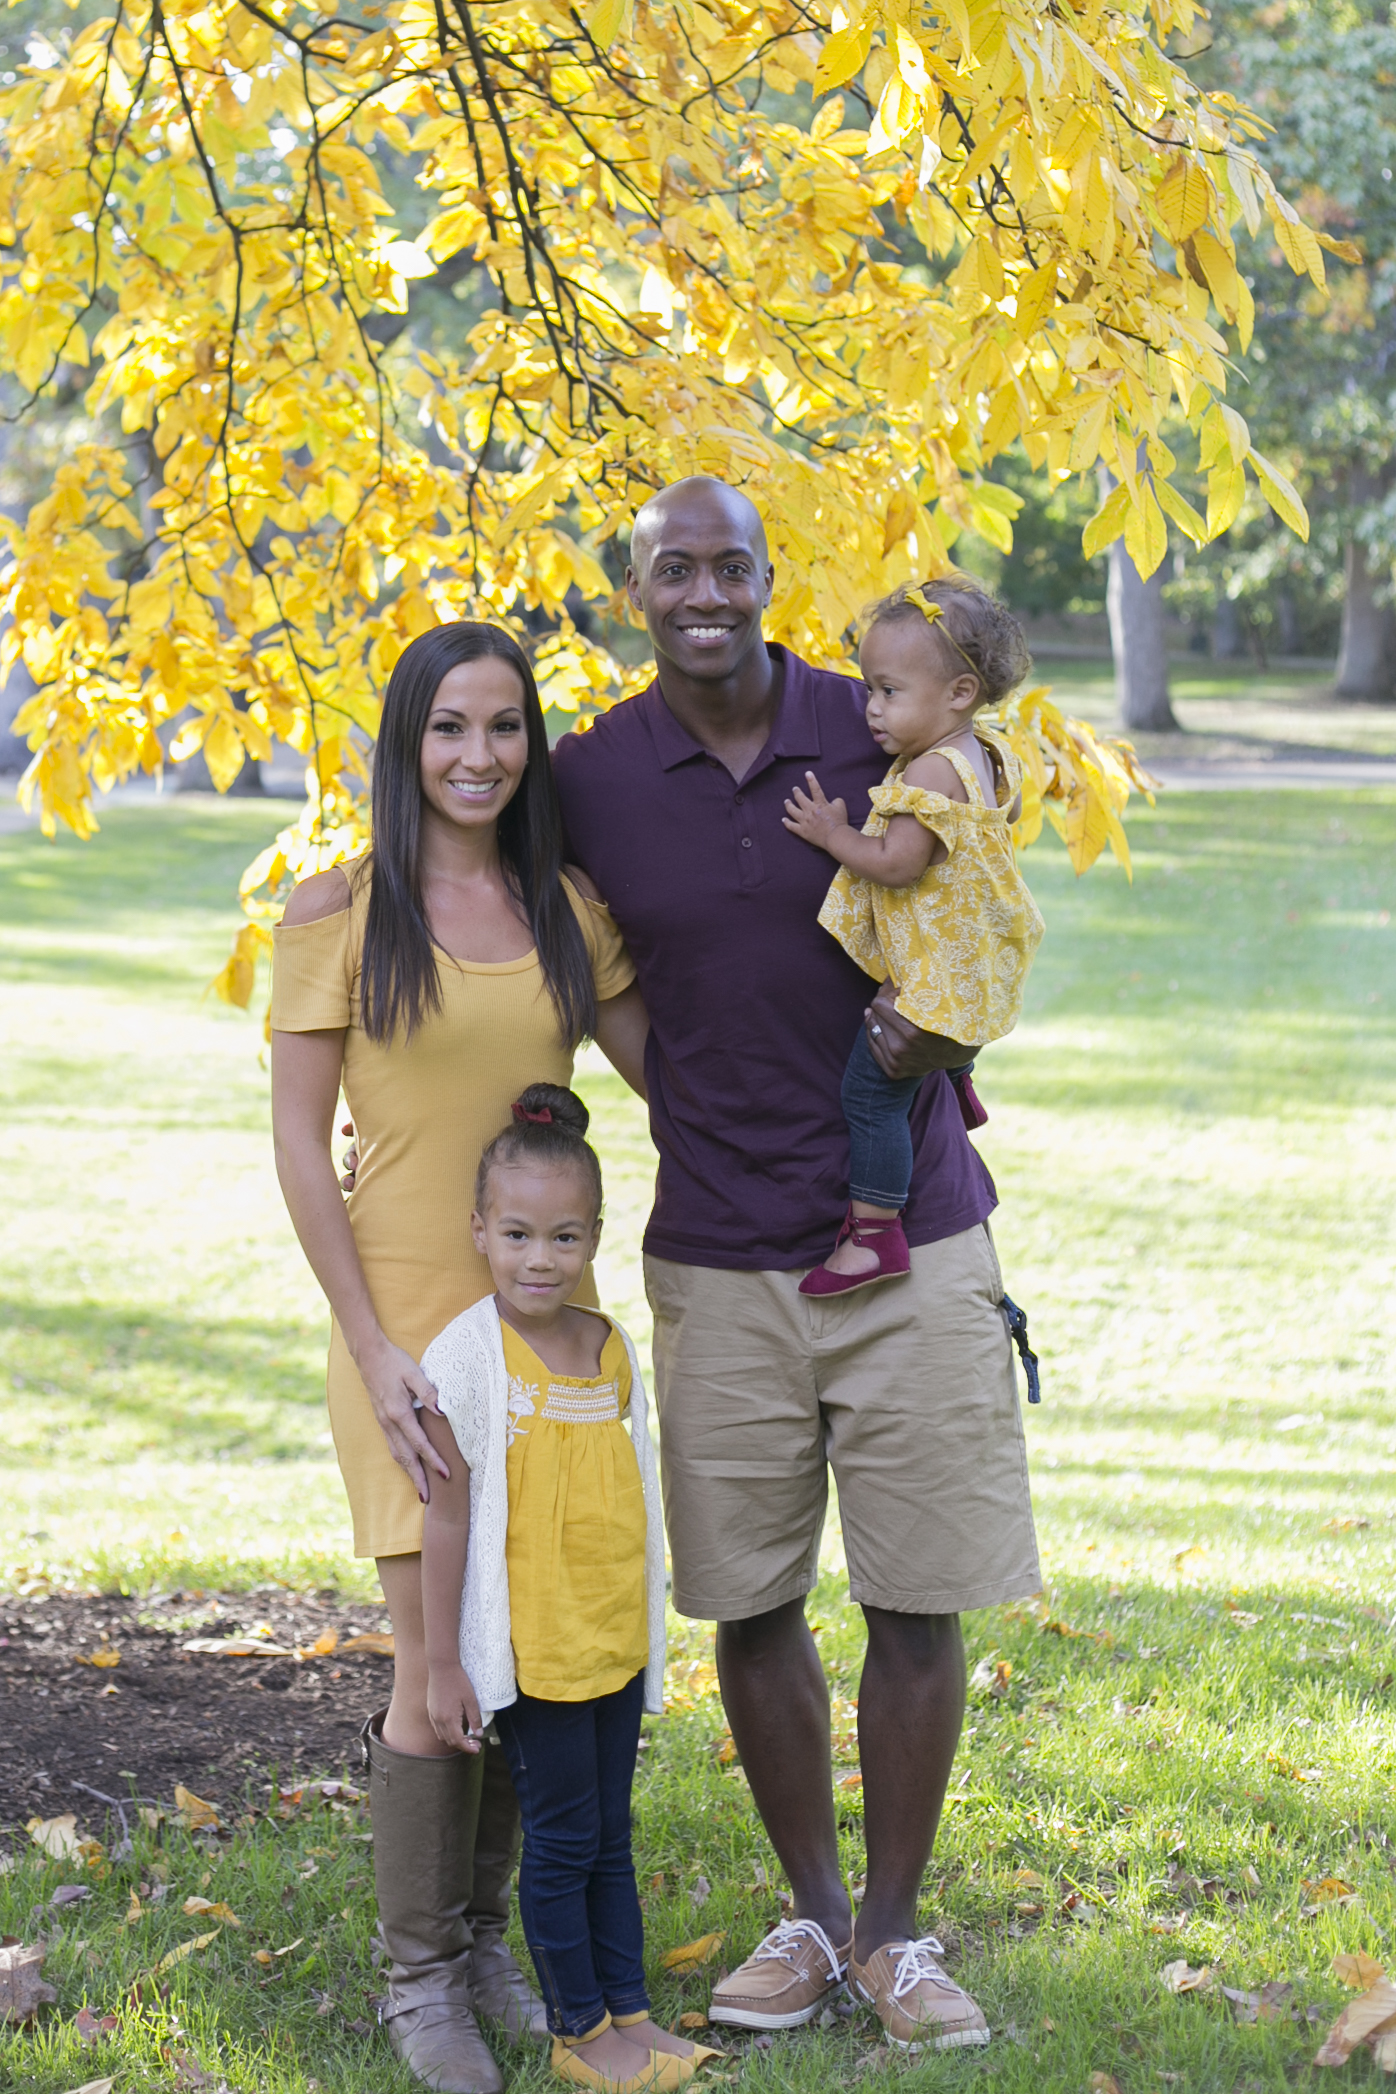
[911,587,980,679]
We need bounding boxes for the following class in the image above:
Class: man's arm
[593,983,650,1099]
[863,984,973,1079]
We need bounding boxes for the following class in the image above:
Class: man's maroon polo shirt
[553,645,997,1271]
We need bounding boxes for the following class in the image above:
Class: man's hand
[864,984,971,1080]
[427,1663,485,1754]
[355,1332,450,1501]
[782,771,851,853]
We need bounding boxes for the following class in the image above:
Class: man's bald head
[628,476,769,580]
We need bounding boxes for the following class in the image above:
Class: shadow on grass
[0,1296,329,1459]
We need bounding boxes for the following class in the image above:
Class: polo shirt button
[734,794,744,805]
[741,837,752,848]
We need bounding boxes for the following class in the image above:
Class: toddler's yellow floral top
[818,726,1045,1047]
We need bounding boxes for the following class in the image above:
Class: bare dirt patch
[1,1590,391,1839]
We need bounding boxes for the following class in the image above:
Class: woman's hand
[355,1333,451,1501]
[427,1664,485,1754]
[782,771,851,853]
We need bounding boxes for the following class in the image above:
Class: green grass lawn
[3,785,1396,2093]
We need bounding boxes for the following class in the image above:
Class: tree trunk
[1210,595,1243,659]
[1335,536,1396,699]
[1107,537,1179,732]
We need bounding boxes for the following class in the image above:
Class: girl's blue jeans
[492,1671,649,2038]
[841,1024,924,1208]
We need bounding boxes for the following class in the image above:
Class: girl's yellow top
[499,1313,649,1702]
[817,726,1045,1047]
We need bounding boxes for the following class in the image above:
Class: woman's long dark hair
[359,622,596,1047]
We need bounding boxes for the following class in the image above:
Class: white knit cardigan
[421,1295,666,1720]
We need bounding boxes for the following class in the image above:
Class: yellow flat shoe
[549,2036,661,2092]
[648,2045,726,2089]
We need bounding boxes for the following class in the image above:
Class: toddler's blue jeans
[841,1024,925,1208]
[492,1671,649,2038]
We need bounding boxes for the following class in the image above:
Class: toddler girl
[417,1084,718,2092]
[783,576,1044,1295]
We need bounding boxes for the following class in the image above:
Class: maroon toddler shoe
[798,1206,911,1298]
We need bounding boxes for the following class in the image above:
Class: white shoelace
[749,1919,845,1984]
[889,1936,959,2002]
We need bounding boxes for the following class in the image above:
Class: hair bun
[511,1082,590,1139]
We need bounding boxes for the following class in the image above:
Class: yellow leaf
[1013,261,1057,341]
[1161,1959,1213,1995]
[202,717,246,795]
[27,1815,81,1859]
[1123,485,1168,579]
[1334,1952,1386,1990]
[1271,211,1325,290]
[154,1931,220,1974]
[1082,481,1129,560]
[1155,156,1211,242]
[661,1932,725,1974]
[1206,463,1246,538]
[678,2012,709,2030]
[1068,394,1111,475]
[585,0,628,48]
[1316,232,1362,264]
[183,1898,240,1926]
[882,486,919,556]
[174,1786,222,1831]
[74,1644,121,1669]
[814,16,872,93]
[339,1631,395,1655]
[1249,449,1309,542]
[1188,229,1240,320]
[1155,478,1207,547]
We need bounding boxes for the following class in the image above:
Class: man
[553,476,1040,2052]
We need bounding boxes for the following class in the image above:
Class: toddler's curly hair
[862,572,1031,710]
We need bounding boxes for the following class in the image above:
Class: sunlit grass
[3,789,1396,2089]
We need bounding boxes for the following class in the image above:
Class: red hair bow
[512,1102,553,1124]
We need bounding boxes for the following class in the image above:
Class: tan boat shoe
[848,1935,990,2053]
[707,1918,850,2030]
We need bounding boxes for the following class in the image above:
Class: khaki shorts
[645,1223,1040,1620]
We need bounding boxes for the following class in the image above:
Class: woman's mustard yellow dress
[270,864,634,1558]
[499,1315,649,1701]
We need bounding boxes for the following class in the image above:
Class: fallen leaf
[661,1932,725,1974]
[1336,1953,1387,1990]
[338,1632,395,1655]
[174,1786,221,1831]
[1088,2076,1121,2093]
[838,1773,863,1792]
[120,1891,142,1929]
[1222,1986,1262,2023]
[1374,2029,1396,2072]
[273,1938,305,1957]
[1258,1980,1296,2023]
[1315,1977,1396,2065]
[970,1655,1013,1696]
[154,1931,220,1974]
[1149,1916,1187,1934]
[74,1644,121,1669]
[74,2006,120,2042]
[1240,1865,1263,1894]
[51,1885,92,1908]
[0,1939,56,2023]
[678,2012,708,2029]
[710,1733,738,1766]
[251,1951,273,1968]
[688,1876,711,1911]
[182,1637,296,1657]
[295,1629,339,1660]
[649,1872,665,1891]
[61,2081,114,2094]
[1306,1877,1356,1903]
[183,1898,240,1927]
[1323,1517,1369,1533]
[1161,1959,1213,1995]
[172,2050,214,2088]
[1011,1868,1045,1889]
[27,1814,81,1859]
[1040,2015,1056,2032]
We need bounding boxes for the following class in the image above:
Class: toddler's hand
[782,772,849,851]
[427,1664,485,1754]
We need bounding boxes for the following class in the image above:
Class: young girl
[782,575,1045,1295]
[417,1084,718,2094]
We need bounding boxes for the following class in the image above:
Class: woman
[271,623,648,2094]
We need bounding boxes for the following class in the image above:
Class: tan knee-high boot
[465,1735,547,2040]
[362,1711,503,2094]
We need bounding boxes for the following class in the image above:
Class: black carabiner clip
[1000,1294,1040,1404]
